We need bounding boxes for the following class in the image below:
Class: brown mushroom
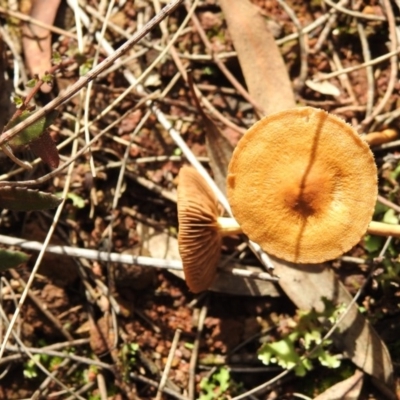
[177,166,240,293]
[178,149,400,283]
[227,107,380,264]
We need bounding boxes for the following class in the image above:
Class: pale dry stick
[0,306,85,400]
[323,0,387,21]
[313,48,400,83]
[83,2,134,39]
[361,0,398,129]
[0,234,182,268]
[130,372,190,400]
[153,0,169,42]
[5,344,113,370]
[330,46,358,104]
[311,11,338,54]
[96,48,150,77]
[357,22,374,117]
[135,155,209,164]
[0,0,184,146]
[68,0,84,52]
[0,338,89,367]
[97,372,108,400]
[156,328,182,400]
[276,0,308,92]
[0,234,278,282]
[185,1,265,115]
[0,277,21,380]
[0,25,29,90]
[377,194,400,214]
[8,269,74,341]
[97,158,202,173]
[63,382,97,400]
[276,0,350,46]
[0,6,76,38]
[112,111,156,208]
[189,304,208,400]
[81,0,116,178]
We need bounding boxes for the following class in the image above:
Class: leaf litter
[0,0,399,399]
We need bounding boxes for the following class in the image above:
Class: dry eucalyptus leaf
[306,79,341,96]
[22,0,62,93]
[219,0,295,115]
[313,370,363,400]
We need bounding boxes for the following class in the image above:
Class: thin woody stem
[217,218,400,239]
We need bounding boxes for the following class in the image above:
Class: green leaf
[7,110,59,147]
[0,187,62,211]
[364,234,384,253]
[65,192,85,208]
[315,347,341,369]
[258,338,311,376]
[0,249,29,271]
[383,208,399,225]
[13,96,23,108]
[79,58,93,76]
[26,79,37,88]
[42,73,53,84]
[52,51,61,65]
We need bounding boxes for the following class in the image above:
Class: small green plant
[121,342,139,367]
[258,299,341,377]
[199,367,232,400]
[23,354,41,379]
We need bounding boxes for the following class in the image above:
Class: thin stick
[156,329,182,400]
[0,234,278,282]
[357,21,374,117]
[130,372,190,400]
[189,304,208,400]
[361,0,398,128]
[0,6,76,38]
[313,48,400,83]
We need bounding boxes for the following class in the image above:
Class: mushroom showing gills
[226,106,400,264]
[177,166,240,293]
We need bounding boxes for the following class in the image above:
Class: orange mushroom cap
[227,107,378,264]
[177,166,221,293]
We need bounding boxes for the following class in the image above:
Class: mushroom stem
[217,218,400,239]
[216,217,242,235]
[367,221,400,238]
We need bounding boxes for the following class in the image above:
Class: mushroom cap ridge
[177,166,221,292]
[227,107,378,264]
